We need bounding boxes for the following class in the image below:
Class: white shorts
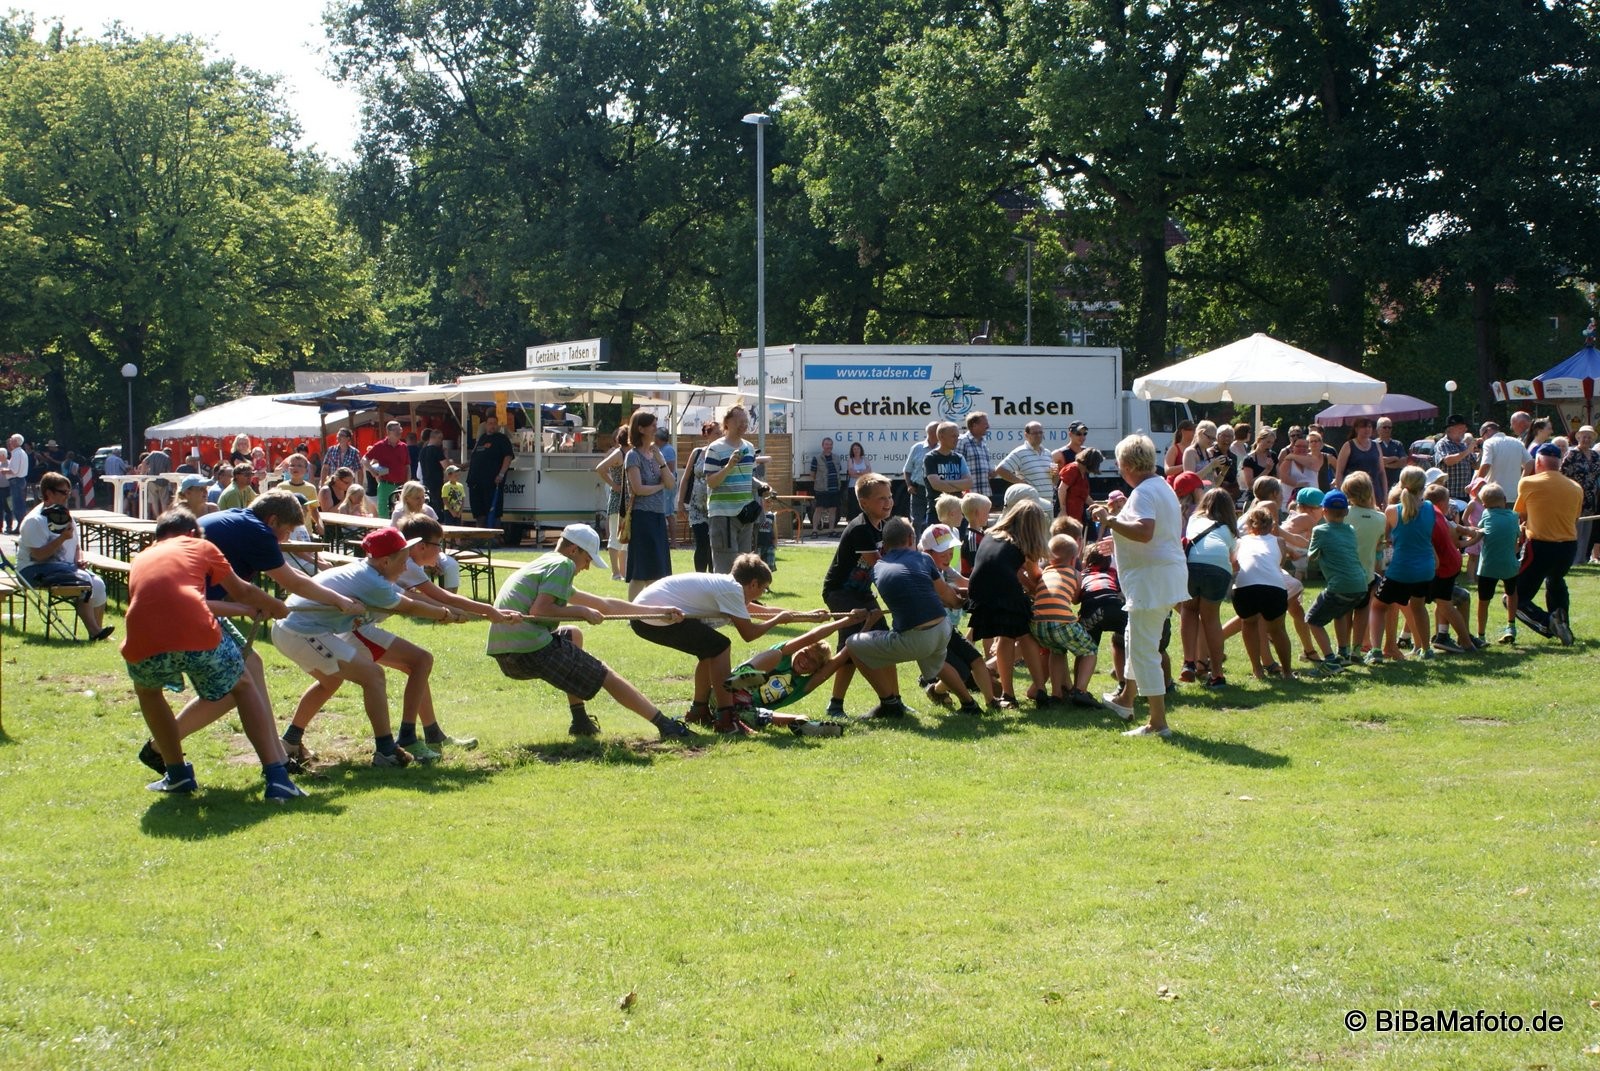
[353,624,398,660]
[272,624,362,676]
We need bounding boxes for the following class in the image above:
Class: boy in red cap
[279,516,517,767]
[272,526,472,767]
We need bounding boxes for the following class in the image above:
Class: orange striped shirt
[1034,565,1080,624]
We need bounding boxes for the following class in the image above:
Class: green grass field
[2,545,1598,1069]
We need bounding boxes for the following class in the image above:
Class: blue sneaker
[265,778,308,802]
[146,763,197,794]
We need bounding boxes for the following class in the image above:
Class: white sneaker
[1122,723,1172,738]
[1101,692,1135,721]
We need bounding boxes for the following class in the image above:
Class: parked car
[91,445,122,476]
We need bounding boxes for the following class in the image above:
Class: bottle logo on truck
[931,363,984,420]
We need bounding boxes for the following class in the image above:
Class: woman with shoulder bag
[595,426,630,581]
[681,438,713,572]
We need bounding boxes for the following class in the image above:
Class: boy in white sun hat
[488,523,696,740]
[916,521,1000,716]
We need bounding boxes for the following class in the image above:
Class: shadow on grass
[141,785,348,838]
[512,736,703,765]
[844,704,1031,740]
[139,762,504,839]
[1167,731,1290,767]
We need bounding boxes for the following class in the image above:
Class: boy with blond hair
[1030,534,1099,706]
[1474,482,1522,644]
[1421,483,1480,653]
[957,491,991,579]
[916,523,999,715]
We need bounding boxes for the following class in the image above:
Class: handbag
[616,484,633,544]
[737,498,762,525]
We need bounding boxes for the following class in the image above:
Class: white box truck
[735,344,1191,478]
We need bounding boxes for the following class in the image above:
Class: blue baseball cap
[1537,442,1562,459]
[1320,490,1349,510]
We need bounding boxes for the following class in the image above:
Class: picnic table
[320,513,506,597]
[72,511,156,560]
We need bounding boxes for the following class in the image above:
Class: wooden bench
[80,552,132,607]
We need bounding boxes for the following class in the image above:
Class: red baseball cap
[1169,471,1207,498]
[361,526,419,559]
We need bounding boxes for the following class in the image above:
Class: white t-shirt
[16,505,75,570]
[634,573,750,627]
[1480,434,1526,502]
[1184,514,1236,573]
[1111,476,1189,611]
[9,446,28,480]
[391,503,439,522]
[1234,534,1288,589]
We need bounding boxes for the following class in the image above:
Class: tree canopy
[2,2,1598,450]
[0,20,376,449]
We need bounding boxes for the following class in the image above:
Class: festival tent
[1314,393,1439,427]
[146,395,361,441]
[144,394,374,466]
[1132,333,1386,428]
[1491,344,1600,426]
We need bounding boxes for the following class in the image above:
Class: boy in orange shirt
[122,508,300,799]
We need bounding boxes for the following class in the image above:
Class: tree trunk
[1324,268,1362,367]
[1131,217,1170,374]
[1471,275,1503,414]
[39,352,81,455]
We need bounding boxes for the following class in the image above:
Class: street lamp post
[742,111,771,453]
[1012,235,1035,345]
[121,363,138,462]
[1446,379,1458,421]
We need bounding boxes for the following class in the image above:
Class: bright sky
[34,1,364,161]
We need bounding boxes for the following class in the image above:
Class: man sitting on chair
[15,471,114,640]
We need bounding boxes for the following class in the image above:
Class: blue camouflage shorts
[125,628,246,702]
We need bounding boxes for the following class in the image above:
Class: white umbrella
[1132,333,1387,408]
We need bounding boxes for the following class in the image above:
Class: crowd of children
[107,430,1587,799]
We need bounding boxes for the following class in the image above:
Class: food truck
[735,344,1191,482]
[357,357,752,544]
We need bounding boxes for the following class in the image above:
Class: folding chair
[0,547,90,641]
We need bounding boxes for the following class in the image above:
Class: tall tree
[331,0,780,376]
[775,0,1038,344]
[0,24,373,449]
[1019,0,1278,373]
[1382,0,1600,409]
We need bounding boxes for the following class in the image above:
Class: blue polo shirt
[872,547,945,631]
[199,508,285,599]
